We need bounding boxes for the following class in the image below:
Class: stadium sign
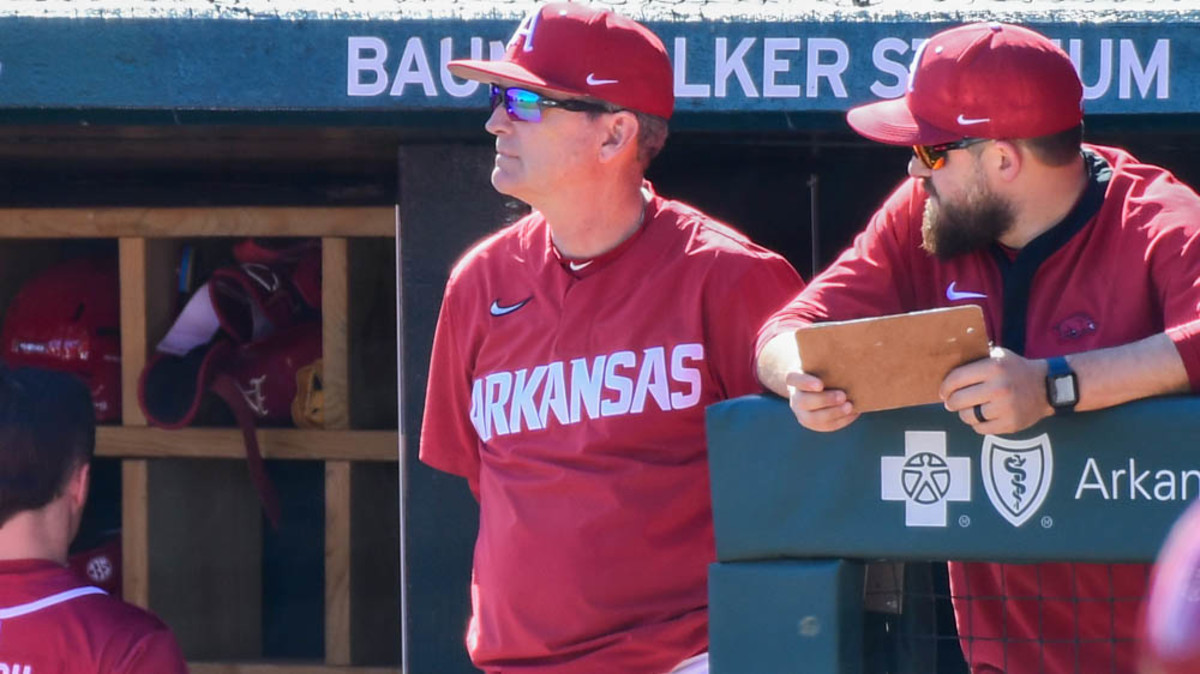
[348,29,1172,113]
[0,17,1189,121]
[709,396,1200,563]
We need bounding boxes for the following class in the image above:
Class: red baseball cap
[448,2,674,120]
[847,22,1083,146]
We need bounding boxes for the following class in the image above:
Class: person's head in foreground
[1141,498,1200,674]
[0,365,95,562]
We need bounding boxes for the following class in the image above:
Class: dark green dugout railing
[705,395,1200,673]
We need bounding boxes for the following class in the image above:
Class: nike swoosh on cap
[956,114,991,125]
[945,281,987,301]
[490,297,532,317]
[586,73,619,86]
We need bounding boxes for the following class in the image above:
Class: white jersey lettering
[508,366,547,434]
[601,351,636,417]
[470,378,488,441]
[539,361,570,429]
[670,343,705,409]
[471,344,706,440]
[630,346,671,414]
[569,355,606,423]
[484,372,513,438]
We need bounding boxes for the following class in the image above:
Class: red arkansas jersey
[0,559,187,673]
[421,182,803,673]
[760,145,1200,674]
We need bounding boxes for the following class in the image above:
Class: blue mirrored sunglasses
[489,84,620,123]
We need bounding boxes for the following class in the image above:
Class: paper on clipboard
[794,305,991,413]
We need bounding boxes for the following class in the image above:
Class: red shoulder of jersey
[0,559,188,674]
[447,212,545,282]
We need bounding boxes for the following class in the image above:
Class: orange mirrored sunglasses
[912,137,991,170]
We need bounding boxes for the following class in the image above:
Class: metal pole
[394,168,410,674]
[808,173,820,279]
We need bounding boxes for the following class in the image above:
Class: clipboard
[794,305,991,413]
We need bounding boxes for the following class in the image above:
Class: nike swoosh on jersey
[945,281,988,301]
[586,73,619,86]
[490,297,532,317]
[568,260,593,271]
[956,114,991,125]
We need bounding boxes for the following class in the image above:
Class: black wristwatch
[1045,356,1078,414]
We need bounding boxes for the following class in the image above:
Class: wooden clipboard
[794,305,991,413]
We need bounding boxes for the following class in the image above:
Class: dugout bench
[706,395,1200,673]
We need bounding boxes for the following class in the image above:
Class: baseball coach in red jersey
[0,366,187,673]
[419,3,804,672]
[757,21,1200,674]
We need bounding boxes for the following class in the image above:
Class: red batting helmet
[0,257,121,422]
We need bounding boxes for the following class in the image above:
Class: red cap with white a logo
[448,2,674,120]
[847,22,1083,145]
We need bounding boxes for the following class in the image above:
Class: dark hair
[586,108,671,170]
[0,366,95,527]
[633,111,670,169]
[1019,124,1084,167]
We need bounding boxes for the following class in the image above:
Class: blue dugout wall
[706,396,1200,672]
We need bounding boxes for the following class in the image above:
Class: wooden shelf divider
[96,427,399,462]
[323,237,350,431]
[323,237,354,665]
[0,207,393,238]
[121,460,151,609]
[118,237,152,610]
[325,462,353,666]
[118,237,151,427]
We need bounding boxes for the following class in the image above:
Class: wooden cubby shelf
[0,204,403,668]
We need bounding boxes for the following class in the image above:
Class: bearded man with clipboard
[755,21,1200,674]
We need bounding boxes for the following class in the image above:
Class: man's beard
[921,180,1015,260]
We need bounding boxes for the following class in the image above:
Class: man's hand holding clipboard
[783,305,1031,433]
[793,305,991,413]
